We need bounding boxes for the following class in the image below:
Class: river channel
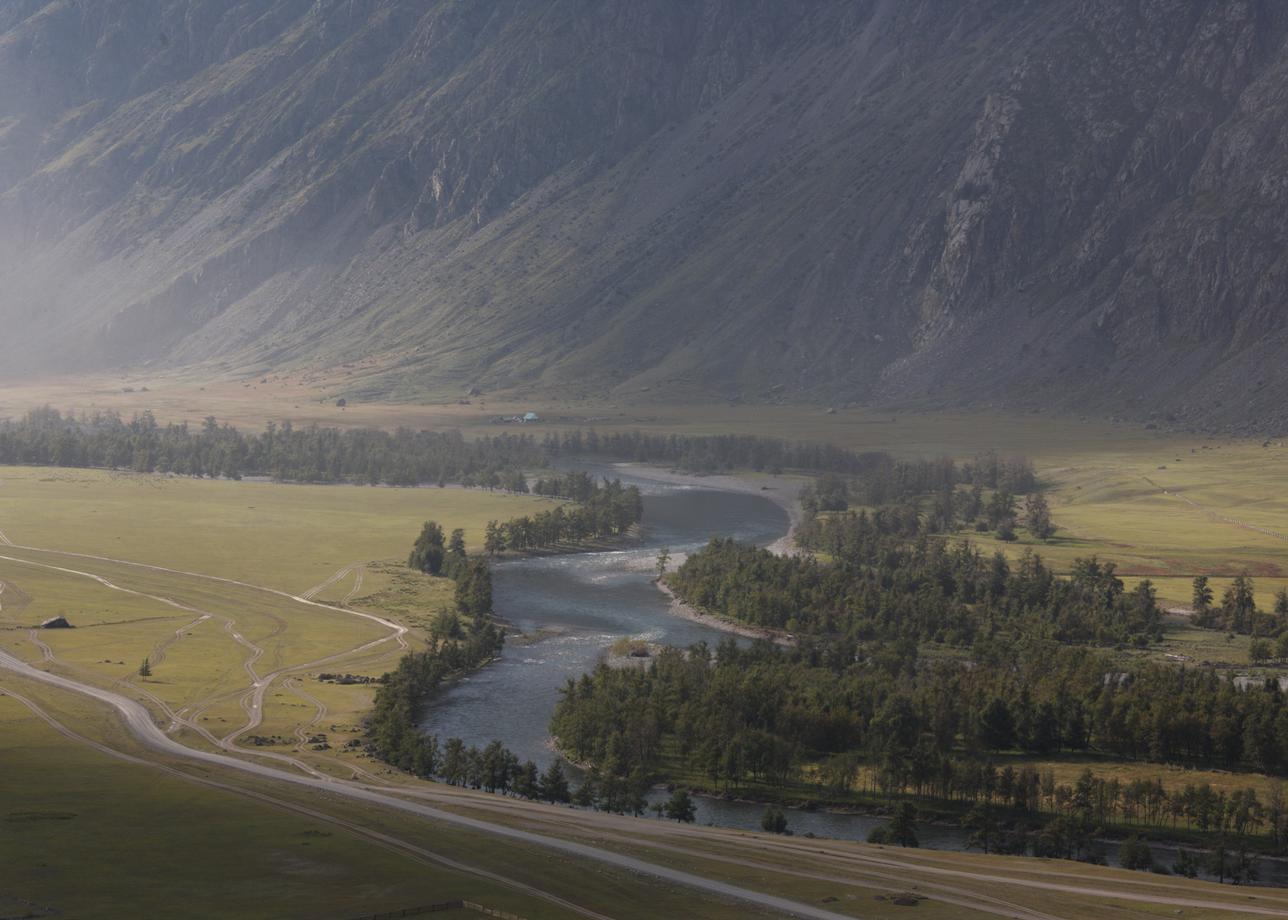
[419,464,1287,883]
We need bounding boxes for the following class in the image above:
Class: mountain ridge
[3,1,1288,431]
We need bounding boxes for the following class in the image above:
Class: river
[420,464,1288,883]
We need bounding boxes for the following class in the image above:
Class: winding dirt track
[0,648,859,920]
[343,565,365,604]
[0,686,614,920]
[1144,475,1288,541]
[0,540,859,918]
[301,564,356,601]
[4,536,1288,919]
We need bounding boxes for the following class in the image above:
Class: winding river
[420,464,1288,882]
[421,463,784,767]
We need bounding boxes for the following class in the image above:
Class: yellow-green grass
[0,678,799,920]
[925,441,1288,608]
[0,466,550,778]
[424,780,1288,920]
[0,465,558,594]
[796,753,1288,821]
[11,374,1288,605]
[0,544,390,757]
[0,692,520,920]
[994,752,1288,804]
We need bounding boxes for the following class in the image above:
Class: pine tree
[484,520,505,557]
[408,521,446,575]
[1192,575,1214,625]
[1024,492,1055,540]
[540,760,571,803]
[138,657,151,678]
[665,788,696,823]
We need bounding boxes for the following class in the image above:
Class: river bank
[609,463,804,557]
[654,578,794,646]
[602,463,804,644]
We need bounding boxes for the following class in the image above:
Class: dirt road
[0,648,862,920]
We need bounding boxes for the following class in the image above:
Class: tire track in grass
[301,565,354,601]
[0,650,861,920]
[1144,476,1288,542]
[343,566,365,605]
[0,686,615,920]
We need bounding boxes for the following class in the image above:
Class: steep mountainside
[3,0,1288,429]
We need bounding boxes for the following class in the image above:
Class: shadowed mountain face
[3,0,1288,427]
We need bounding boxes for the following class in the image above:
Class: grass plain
[3,376,1288,915]
[8,372,1288,607]
[0,467,559,782]
[0,465,558,593]
[0,691,521,920]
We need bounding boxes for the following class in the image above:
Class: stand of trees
[670,534,1162,647]
[1192,575,1288,639]
[799,452,1037,514]
[795,451,1044,545]
[0,407,544,486]
[483,478,643,553]
[542,429,894,475]
[550,638,1288,844]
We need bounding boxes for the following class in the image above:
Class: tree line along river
[419,464,1288,884]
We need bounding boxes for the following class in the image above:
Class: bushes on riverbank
[484,478,643,553]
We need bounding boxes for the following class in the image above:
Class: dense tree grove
[552,458,1288,856]
[543,431,1038,499]
[800,452,1037,513]
[483,478,643,553]
[550,638,1288,841]
[543,429,894,475]
[671,534,1162,646]
[532,470,600,501]
[0,407,544,485]
[367,609,505,775]
[1192,574,1288,639]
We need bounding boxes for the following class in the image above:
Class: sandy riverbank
[654,578,795,646]
[607,462,804,646]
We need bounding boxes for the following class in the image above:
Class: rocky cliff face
[3,1,1288,429]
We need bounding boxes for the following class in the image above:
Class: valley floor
[3,378,1288,915]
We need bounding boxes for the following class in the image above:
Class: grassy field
[0,691,519,920]
[0,466,559,777]
[0,680,812,920]
[4,378,1288,914]
[9,372,1288,610]
[0,465,557,594]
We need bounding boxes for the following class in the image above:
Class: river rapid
[419,463,1287,883]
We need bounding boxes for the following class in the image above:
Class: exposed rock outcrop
[2,1,1287,429]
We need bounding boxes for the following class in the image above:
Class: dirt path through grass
[1145,475,1288,542]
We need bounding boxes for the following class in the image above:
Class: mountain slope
[3,0,1288,429]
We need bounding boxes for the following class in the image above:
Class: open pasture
[0,690,518,920]
[0,467,554,776]
[0,465,556,594]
